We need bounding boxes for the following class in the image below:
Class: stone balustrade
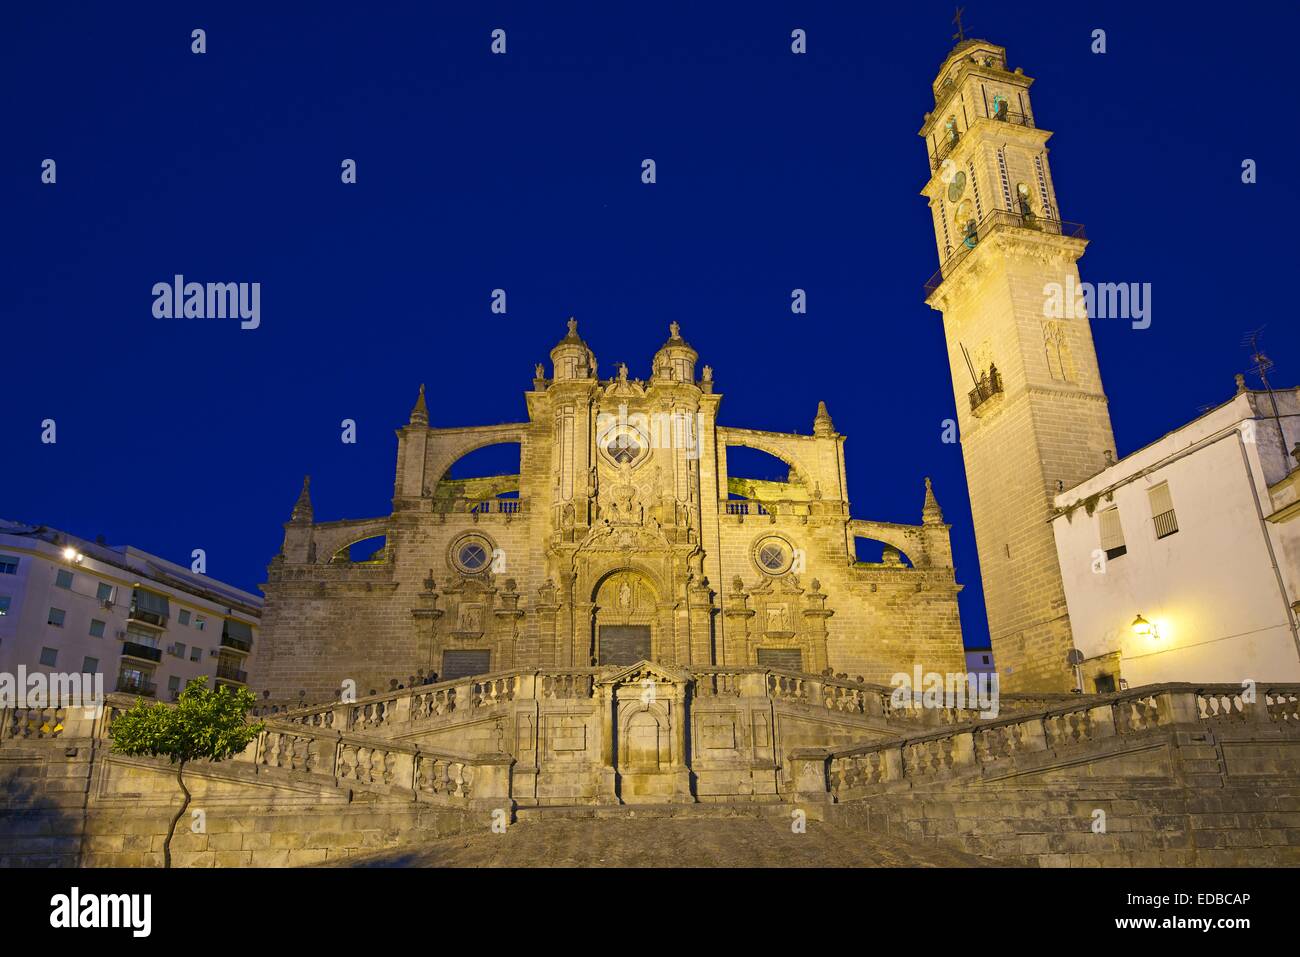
[810,683,1300,802]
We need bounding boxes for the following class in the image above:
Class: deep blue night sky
[4,2,1297,650]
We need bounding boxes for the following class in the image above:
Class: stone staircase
[4,674,1298,866]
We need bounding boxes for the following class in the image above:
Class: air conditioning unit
[100,599,114,610]
[209,649,219,657]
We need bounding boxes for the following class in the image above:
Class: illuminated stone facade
[257,320,964,701]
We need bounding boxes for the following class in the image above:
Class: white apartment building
[0,520,260,701]
[1052,384,1300,690]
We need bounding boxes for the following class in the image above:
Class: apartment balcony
[121,641,163,663]
[116,676,157,697]
[220,632,253,654]
[126,604,168,629]
[215,661,248,684]
[924,209,1086,299]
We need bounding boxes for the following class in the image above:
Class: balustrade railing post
[469,753,515,812]
[1018,715,1048,753]
[951,730,976,768]
[390,750,416,796]
[1156,689,1200,727]
[1087,703,1116,739]
[803,678,823,707]
[1250,689,1276,725]
[388,693,410,725]
[789,748,831,804]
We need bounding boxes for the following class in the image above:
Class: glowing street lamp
[1131,614,1159,639]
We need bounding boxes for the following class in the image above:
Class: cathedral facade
[257,321,965,700]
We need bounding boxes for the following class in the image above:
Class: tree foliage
[109,677,264,764]
[108,678,265,867]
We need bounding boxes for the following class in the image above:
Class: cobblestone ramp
[342,815,1001,867]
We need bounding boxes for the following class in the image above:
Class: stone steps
[340,814,1003,868]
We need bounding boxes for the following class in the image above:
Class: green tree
[108,678,264,867]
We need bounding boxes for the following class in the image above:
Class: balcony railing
[116,676,157,697]
[215,661,248,684]
[220,632,253,654]
[469,499,523,515]
[120,641,162,663]
[724,501,769,516]
[1153,509,1179,539]
[126,604,168,629]
[924,209,1086,298]
[969,366,1004,413]
[929,111,1036,170]
[931,131,962,171]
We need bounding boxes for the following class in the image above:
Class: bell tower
[920,39,1115,691]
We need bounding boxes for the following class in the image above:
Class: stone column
[721,582,754,667]
[686,578,714,665]
[534,581,560,669]
[800,579,833,675]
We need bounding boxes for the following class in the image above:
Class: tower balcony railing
[931,131,962,171]
[968,366,1004,413]
[923,209,1086,298]
[928,111,1036,171]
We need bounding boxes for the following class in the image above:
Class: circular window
[754,536,795,576]
[451,535,494,575]
[598,422,651,470]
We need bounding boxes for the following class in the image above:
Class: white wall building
[0,520,260,701]
[1051,383,1300,690]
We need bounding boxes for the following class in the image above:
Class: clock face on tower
[947,170,967,203]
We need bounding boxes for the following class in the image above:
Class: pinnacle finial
[814,401,834,437]
[409,383,428,426]
[291,475,314,524]
[669,321,681,339]
[567,316,578,337]
[922,476,944,524]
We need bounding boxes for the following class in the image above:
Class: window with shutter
[1099,507,1127,559]
[1148,482,1178,539]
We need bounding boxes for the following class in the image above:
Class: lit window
[194,616,206,631]
[172,642,186,658]
[47,607,66,628]
[55,569,73,589]
[89,619,106,638]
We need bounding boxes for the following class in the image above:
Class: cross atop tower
[952,6,968,43]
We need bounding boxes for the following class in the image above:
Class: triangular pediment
[595,659,691,687]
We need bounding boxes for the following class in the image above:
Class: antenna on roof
[1242,327,1285,445]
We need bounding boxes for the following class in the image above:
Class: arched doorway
[591,570,660,665]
